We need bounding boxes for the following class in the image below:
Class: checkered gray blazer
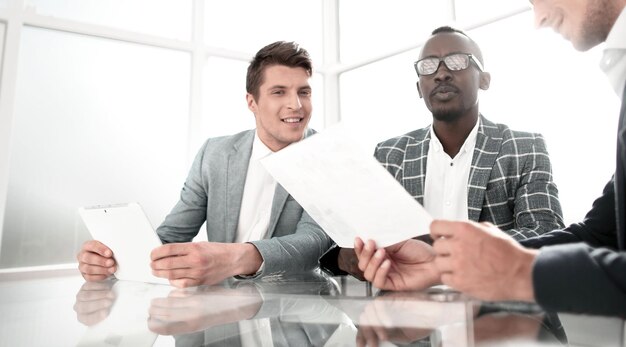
[374,115,565,240]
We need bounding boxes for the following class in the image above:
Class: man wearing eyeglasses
[356,0,626,317]
[321,26,564,279]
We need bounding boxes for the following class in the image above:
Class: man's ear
[246,93,257,112]
[416,81,423,99]
[479,71,491,90]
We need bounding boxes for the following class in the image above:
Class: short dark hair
[430,26,484,66]
[246,41,312,100]
[431,25,468,37]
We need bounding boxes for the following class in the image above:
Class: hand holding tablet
[78,203,169,285]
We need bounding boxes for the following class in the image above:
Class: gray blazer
[156,129,332,277]
[374,115,565,240]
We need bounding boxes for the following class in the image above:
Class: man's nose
[433,62,453,82]
[287,93,303,110]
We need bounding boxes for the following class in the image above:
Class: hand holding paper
[261,124,432,248]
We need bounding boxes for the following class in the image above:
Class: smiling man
[325,26,564,280]
[77,41,332,287]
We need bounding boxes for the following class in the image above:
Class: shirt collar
[600,6,626,98]
[251,131,274,161]
[462,117,480,154]
[429,117,481,154]
[606,7,626,50]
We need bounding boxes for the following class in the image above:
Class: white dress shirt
[423,119,480,220]
[234,133,277,347]
[600,6,626,98]
[235,132,277,244]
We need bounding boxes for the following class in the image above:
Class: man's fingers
[151,243,190,261]
[78,258,115,273]
[371,259,392,290]
[357,240,381,273]
[79,251,115,268]
[82,240,113,258]
[362,249,386,282]
[152,268,197,281]
[151,267,203,288]
[170,278,200,288]
[354,237,364,256]
[151,254,192,271]
[79,263,116,278]
[430,220,465,239]
[356,240,376,272]
[77,242,116,281]
[433,255,453,273]
[432,237,452,256]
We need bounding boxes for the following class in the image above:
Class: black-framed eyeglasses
[414,53,484,77]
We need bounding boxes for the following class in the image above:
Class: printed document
[261,124,432,248]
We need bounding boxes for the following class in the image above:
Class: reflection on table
[0,269,623,346]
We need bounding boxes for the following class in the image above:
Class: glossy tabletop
[0,269,624,347]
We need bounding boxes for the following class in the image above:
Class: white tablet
[78,202,169,285]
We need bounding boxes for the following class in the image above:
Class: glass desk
[0,269,623,346]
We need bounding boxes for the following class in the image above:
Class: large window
[338,0,451,64]
[204,0,323,60]
[25,0,192,40]
[1,27,190,267]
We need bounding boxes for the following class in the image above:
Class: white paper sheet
[261,124,432,248]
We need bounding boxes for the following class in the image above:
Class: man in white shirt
[322,26,565,279]
[356,1,626,317]
[77,41,332,287]
[379,26,564,236]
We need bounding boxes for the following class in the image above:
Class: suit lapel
[467,116,502,221]
[262,128,315,238]
[254,129,315,238]
[267,184,289,238]
[403,129,430,205]
[225,131,254,243]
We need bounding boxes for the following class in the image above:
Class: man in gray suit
[77,41,332,287]
[322,26,564,279]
